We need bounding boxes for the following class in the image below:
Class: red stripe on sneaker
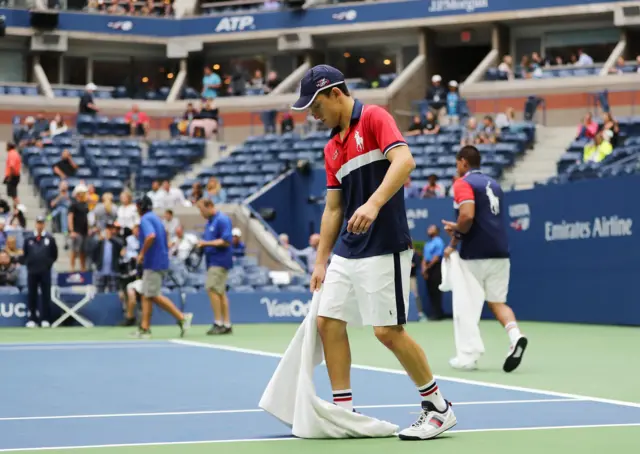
[420,385,439,397]
[333,397,352,402]
[428,415,444,428]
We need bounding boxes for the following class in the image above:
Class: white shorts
[318,249,413,327]
[463,258,510,303]
[127,279,142,294]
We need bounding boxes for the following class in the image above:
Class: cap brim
[291,94,315,111]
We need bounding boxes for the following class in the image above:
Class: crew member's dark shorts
[5,175,19,198]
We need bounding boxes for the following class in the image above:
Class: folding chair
[51,271,97,328]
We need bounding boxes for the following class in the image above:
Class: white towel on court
[439,251,486,359]
[259,288,399,439]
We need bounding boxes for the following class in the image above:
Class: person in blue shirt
[446,81,460,125]
[422,225,445,321]
[202,66,222,100]
[133,195,192,339]
[231,228,246,258]
[198,199,234,335]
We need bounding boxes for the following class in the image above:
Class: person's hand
[444,246,455,259]
[136,253,144,265]
[347,201,380,234]
[310,264,326,292]
[197,240,207,249]
[442,220,457,235]
[70,231,77,239]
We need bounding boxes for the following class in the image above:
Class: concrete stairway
[0,141,46,218]
[500,126,576,190]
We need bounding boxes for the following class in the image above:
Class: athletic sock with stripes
[505,321,522,344]
[418,379,447,412]
[332,389,353,411]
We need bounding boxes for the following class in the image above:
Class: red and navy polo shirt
[453,170,510,260]
[325,100,413,259]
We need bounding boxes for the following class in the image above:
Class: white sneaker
[26,321,37,328]
[398,401,457,440]
[503,335,528,373]
[179,313,193,338]
[41,321,51,328]
[449,356,479,370]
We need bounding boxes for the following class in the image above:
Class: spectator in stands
[124,104,150,137]
[48,180,71,241]
[146,180,163,208]
[159,180,187,208]
[79,83,99,116]
[124,224,140,263]
[229,61,249,96]
[190,99,219,138]
[189,182,204,205]
[405,115,425,136]
[47,113,68,138]
[169,225,198,262]
[576,112,598,140]
[17,117,38,148]
[92,192,118,231]
[116,190,140,236]
[262,71,282,133]
[498,55,514,80]
[204,177,227,204]
[53,149,78,180]
[609,56,627,75]
[231,228,245,258]
[8,204,26,230]
[4,143,21,206]
[290,233,319,274]
[33,112,49,137]
[177,103,198,136]
[518,55,532,79]
[107,0,126,14]
[601,112,620,148]
[426,74,447,119]
[250,69,264,90]
[576,49,594,66]
[69,184,90,271]
[461,117,480,146]
[495,107,516,129]
[92,222,123,293]
[5,236,22,264]
[197,198,233,335]
[583,131,613,163]
[202,66,222,100]
[479,115,498,144]
[424,110,440,135]
[421,174,445,199]
[163,209,180,238]
[446,81,460,125]
[86,184,100,211]
[280,112,295,134]
[403,176,420,199]
[0,250,17,287]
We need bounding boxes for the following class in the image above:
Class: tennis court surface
[2,322,638,453]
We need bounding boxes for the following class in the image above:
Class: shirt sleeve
[324,144,341,190]
[220,218,233,244]
[453,178,475,205]
[139,218,154,240]
[367,106,407,156]
[434,238,446,257]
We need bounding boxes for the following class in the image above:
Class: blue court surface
[2,340,640,451]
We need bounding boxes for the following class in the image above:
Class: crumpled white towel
[439,251,486,359]
[259,287,399,439]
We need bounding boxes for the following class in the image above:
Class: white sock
[332,389,353,411]
[214,320,222,326]
[223,322,231,328]
[505,321,522,344]
[418,379,447,412]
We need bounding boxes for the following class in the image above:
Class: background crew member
[23,215,58,328]
[422,224,445,320]
[198,199,233,335]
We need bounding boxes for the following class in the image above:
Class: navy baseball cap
[292,65,345,110]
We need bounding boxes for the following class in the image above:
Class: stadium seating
[549,116,640,185]
[0,84,41,96]
[24,134,206,205]
[485,64,605,81]
[181,122,535,202]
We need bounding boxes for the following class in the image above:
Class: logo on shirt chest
[354,130,364,153]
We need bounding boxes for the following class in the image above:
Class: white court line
[0,344,184,352]
[171,339,640,409]
[0,398,583,422]
[1,423,640,452]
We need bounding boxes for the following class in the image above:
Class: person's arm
[68,206,75,236]
[427,240,445,268]
[442,179,475,234]
[50,234,58,263]
[201,218,232,248]
[315,190,343,268]
[53,164,66,178]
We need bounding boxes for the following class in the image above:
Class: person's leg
[26,273,39,327]
[485,259,527,372]
[39,271,52,327]
[357,250,455,440]
[79,236,87,272]
[409,276,425,320]
[205,267,223,334]
[317,256,358,411]
[426,263,444,320]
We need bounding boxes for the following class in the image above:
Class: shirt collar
[463,169,482,178]
[330,99,364,138]
[33,230,47,237]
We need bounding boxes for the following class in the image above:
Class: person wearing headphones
[132,195,192,339]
